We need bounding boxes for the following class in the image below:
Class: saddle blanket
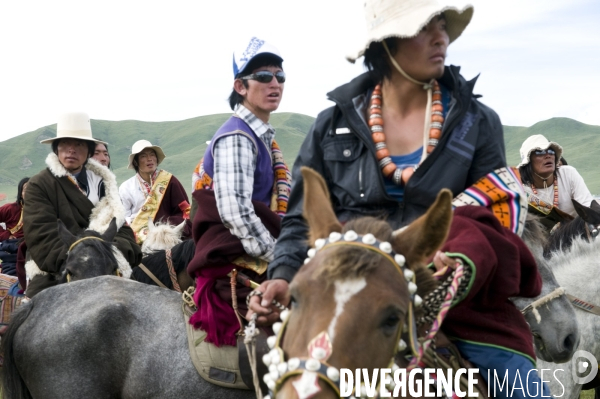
[183,304,251,390]
[0,274,24,326]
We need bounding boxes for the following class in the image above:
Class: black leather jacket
[269,66,506,282]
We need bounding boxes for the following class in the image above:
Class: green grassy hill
[0,112,314,202]
[504,117,600,194]
[0,114,598,203]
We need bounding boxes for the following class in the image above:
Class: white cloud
[0,0,598,140]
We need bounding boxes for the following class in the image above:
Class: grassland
[0,114,598,203]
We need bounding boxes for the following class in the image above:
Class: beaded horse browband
[260,230,423,399]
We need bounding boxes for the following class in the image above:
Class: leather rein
[521,222,600,318]
[65,236,122,282]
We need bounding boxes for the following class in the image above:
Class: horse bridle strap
[68,236,105,253]
[262,231,420,399]
[65,236,122,282]
[138,263,168,289]
[566,294,600,316]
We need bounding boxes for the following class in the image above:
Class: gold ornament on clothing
[130,170,173,244]
[8,207,24,235]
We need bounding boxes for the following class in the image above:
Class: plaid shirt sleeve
[212,134,277,262]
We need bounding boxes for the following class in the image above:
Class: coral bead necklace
[369,81,444,186]
[530,180,559,207]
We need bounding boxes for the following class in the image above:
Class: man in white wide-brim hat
[518,134,593,218]
[253,1,552,397]
[23,112,141,297]
[119,139,191,244]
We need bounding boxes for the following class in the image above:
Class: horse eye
[381,315,400,332]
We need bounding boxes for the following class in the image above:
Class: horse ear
[101,218,118,242]
[391,189,453,266]
[590,200,600,214]
[57,219,77,247]
[175,220,186,234]
[573,199,600,224]
[301,167,342,246]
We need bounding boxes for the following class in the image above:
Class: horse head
[270,167,453,399]
[141,218,185,254]
[57,217,121,282]
[545,199,600,257]
[514,216,580,363]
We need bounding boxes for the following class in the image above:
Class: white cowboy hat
[40,112,107,144]
[518,134,563,168]
[128,140,166,169]
[347,0,474,63]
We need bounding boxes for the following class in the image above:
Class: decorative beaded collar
[261,230,422,399]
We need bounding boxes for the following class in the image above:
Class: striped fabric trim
[452,167,528,237]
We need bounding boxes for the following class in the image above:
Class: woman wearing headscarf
[518,134,593,218]
[250,1,548,397]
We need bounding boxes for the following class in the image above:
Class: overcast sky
[1,0,598,142]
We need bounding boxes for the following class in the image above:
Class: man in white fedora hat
[250,1,552,397]
[23,112,141,297]
[119,139,191,244]
[184,36,292,350]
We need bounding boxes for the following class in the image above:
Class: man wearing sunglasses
[186,37,292,351]
[518,134,593,218]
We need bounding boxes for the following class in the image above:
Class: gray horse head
[57,217,119,282]
[513,217,580,363]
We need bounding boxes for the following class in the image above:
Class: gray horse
[512,217,580,363]
[1,219,580,399]
[2,276,256,399]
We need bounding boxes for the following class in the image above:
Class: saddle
[182,298,270,392]
[419,332,490,399]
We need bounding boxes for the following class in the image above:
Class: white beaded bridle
[260,230,423,399]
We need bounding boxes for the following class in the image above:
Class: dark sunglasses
[242,70,286,84]
[533,149,556,156]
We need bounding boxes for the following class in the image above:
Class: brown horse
[267,167,453,399]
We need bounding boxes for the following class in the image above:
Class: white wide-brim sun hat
[40,112,107,145]
[517,134,563,168]
[347,0,474,63]
[127,140,166,169]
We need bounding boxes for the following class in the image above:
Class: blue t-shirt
[384,148,423,202]
[383,82,451,202]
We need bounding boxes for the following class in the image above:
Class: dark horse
[131,239,195,291]
[0,167,453,399]
[544,199,600,257]
[25,217,126,297]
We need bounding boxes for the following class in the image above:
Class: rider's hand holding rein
[432,250,456,278]
[247,279,290,326]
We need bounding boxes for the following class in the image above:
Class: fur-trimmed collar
[45,153,125,233]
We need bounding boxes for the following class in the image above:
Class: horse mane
[135,239,195,288]
[544,217,585,257]
[522,215,548,259]
[141,220,184,254]
[314,217,437,298]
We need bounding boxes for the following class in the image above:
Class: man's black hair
[51,139,96,159]
[16,177,30,205]
[131,148,158,174]
[363,38,398,84]
[519,159,558,185]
